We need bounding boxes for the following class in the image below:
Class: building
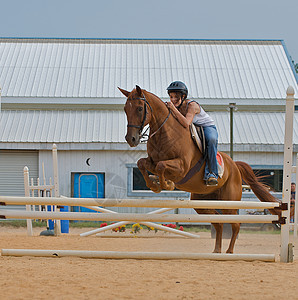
[0,38,297,200]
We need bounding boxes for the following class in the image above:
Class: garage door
[0,150,38,196]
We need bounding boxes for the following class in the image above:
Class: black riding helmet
[166,81,188,99]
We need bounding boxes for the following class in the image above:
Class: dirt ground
[0,226,297,300]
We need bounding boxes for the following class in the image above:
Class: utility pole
[229,103,236,160]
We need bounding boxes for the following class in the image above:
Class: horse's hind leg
[192,193,224,253]
[221,209,240,254]
[194,208,223,253]
[219,161,242,253]
[211,222,223,253]
[227,222,240,254]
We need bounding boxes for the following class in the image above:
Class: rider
[165,81,219,186]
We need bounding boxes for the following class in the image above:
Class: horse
[119,85,281,254]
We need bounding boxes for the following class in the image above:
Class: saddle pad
[217,152,224,178]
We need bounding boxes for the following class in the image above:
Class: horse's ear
[118,87,130,97]
[136,85,143,97]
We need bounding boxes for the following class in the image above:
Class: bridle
[126,93,153,133]
[126,93,171,140]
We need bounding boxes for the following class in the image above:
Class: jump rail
[1,249,276,262]
[0,196,282,210]
[0,209,280,223]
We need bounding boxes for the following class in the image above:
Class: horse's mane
[142,89,188,131]
[143,90,167,106]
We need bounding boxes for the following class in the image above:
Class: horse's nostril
[132,137,136,142]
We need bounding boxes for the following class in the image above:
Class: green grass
[0,220,47,228]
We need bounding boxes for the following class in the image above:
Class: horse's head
[119,85,152,147]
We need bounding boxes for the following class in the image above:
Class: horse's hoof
[149,175,159,184]
[166,180,175,191]
[212,250,221,254]
[151,188,162,193]
[149,184,162,193]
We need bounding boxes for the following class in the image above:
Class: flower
[179,226,184,231]
[132,223,142,233]
[165,223,177,229]
[146,226,155,232]
[100,222,108,228]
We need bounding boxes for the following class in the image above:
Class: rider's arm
[167,102,200,128]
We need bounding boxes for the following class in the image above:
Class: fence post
[294,154,298,238]
[52,144,61,235]
[280,86,295,262]
[23,166,33,236]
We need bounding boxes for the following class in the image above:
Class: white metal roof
[0,38,297,101]
[0,110,297,149]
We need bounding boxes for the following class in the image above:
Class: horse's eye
[138,107,143,112]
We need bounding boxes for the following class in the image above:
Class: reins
[149,109,170,139]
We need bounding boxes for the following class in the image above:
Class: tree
[292,59,298,73]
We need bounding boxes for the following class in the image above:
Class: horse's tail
[235,161,281,216]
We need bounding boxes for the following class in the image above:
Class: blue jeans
[202,125,218,180]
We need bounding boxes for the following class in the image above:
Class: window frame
[250,165,283,192]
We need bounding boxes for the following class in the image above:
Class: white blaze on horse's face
[119,86,148,147]
[124,98,144,147]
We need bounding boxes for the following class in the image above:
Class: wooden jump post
[23,144,61,236]
[280,86,295,263]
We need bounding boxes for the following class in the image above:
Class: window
[252,167,283,192]
[126,164,189,198]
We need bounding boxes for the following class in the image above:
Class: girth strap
[175,154,207,185]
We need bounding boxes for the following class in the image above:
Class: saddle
[190,124,206,155]
[189,124,224,178]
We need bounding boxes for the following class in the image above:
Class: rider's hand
[165,101,175,110]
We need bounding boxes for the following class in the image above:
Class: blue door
[73,173,105,213]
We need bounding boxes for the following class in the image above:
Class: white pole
[0,209,279,223]
[0,196,281,210]
[280,86,295,263]
[294,154,298,238]
[80,206,199,238]
[52,144,61,235]
[23,167,33,236]
[0,249,276,262]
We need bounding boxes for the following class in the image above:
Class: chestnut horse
[119,85,280,253]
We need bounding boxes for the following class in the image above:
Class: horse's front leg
[137,158,162,193]
[155,158,184,190]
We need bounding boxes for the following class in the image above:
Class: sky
[0,0,297,63]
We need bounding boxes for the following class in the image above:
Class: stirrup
[206,177,218,186]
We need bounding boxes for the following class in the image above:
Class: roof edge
[281,40,298,84]
[0,37,284,45]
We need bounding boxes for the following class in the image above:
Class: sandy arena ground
[0,226,297,300]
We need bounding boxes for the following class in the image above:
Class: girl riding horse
[165,81,219,186]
